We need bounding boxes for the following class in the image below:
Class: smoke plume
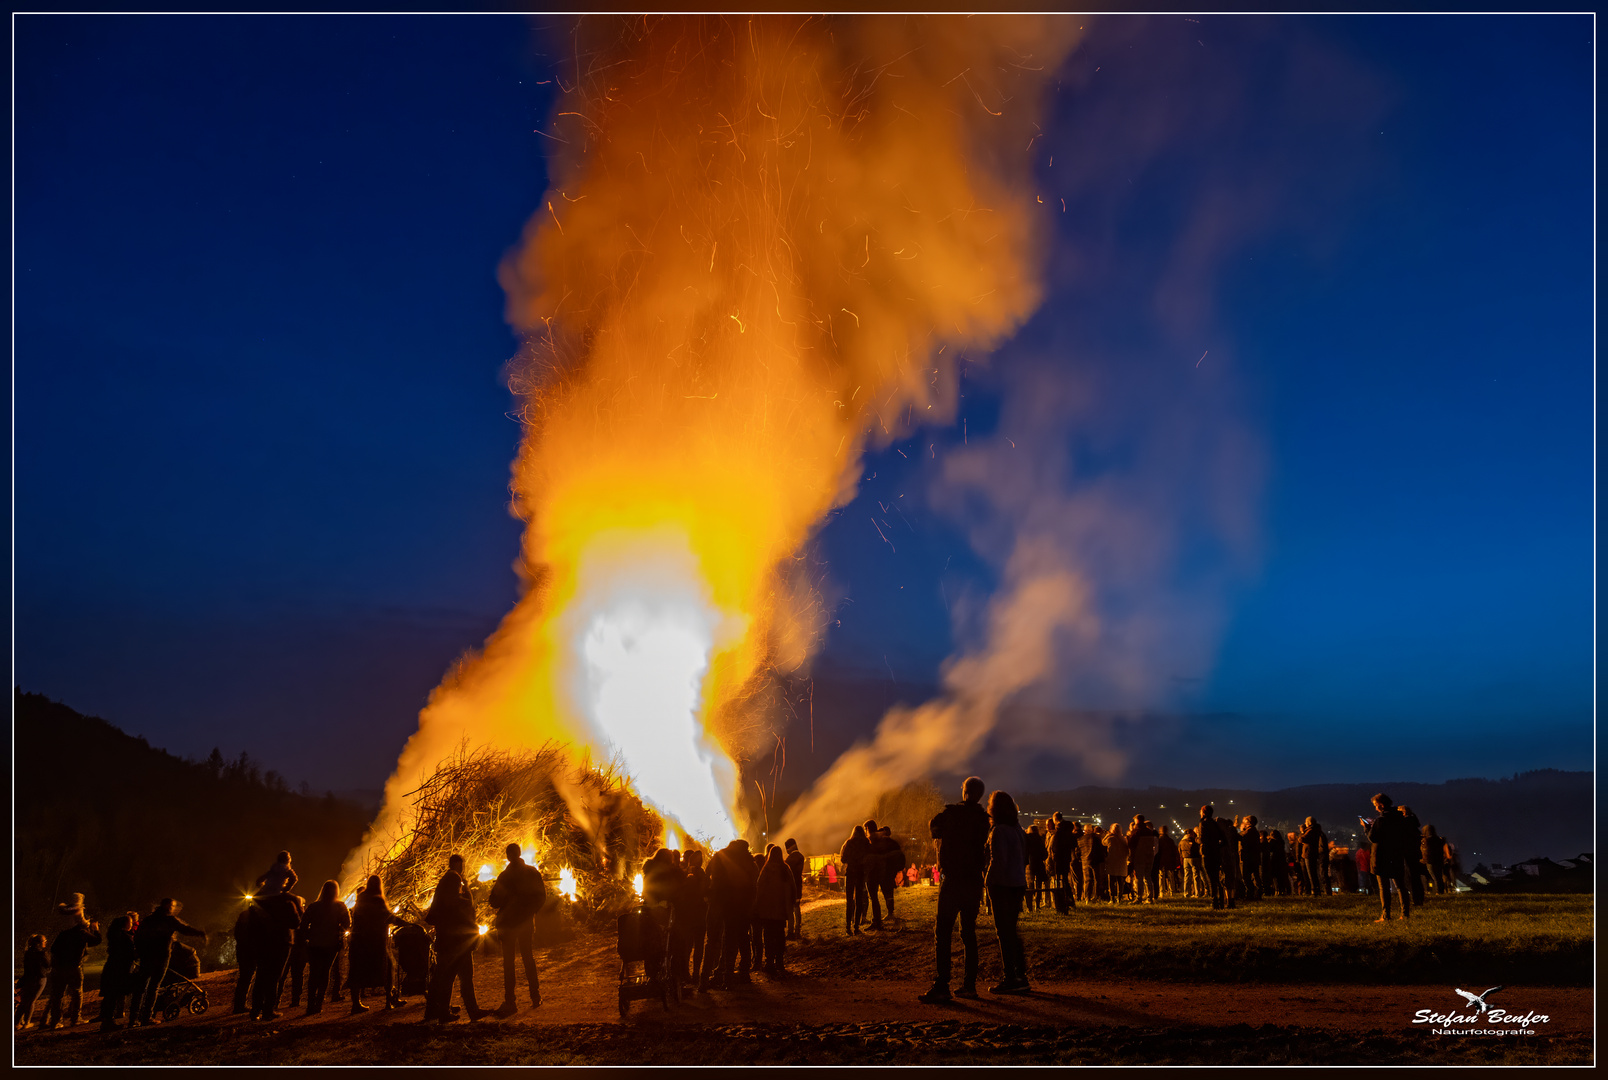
[346,15,1080,879]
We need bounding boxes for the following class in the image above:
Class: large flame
[346,15,1079,881]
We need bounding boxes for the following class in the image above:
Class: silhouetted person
[43,895,99,1029]
[1197,806,1226,909]
[707,838,759,988]
[301,880,349,1016]
[783,840,805,939]
[673,849,709,993]
[1024,824,1050,911]
[1103,824,1129,904]
[1179,826,1202,897]
[1268,828,1292,895]
[1215,818,1241,906]
[17,934,49,1031]
[489,842,547,1014]
[873,827,904,922]
[255,850,298,897]
[1399,805,1427,903]
[282,894,309,1007]
[1080,823,1106,902]
[232,900,263,1014]
[251,891,301,1020]
[1239,816,1263,901]
[132,898,206,1026]
[1127,817,1159,904]
[101,912,150,1029]
[423,859,483,1022]
[753,845,794,977]
[1421,825,1449,894]
[1297,818,1328,900]
[918,776,990,1004]
[1156,825,1181,899]
[351,877,404,1014]
[1048,813,1077,909]
[839,825,873,934]
[985,790,1031,994]
[1364,794,1416,922]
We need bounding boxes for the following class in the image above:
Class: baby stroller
[155,972,209,1022]
[616,904,673,1017]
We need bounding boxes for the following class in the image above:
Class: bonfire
[358,742,668,924]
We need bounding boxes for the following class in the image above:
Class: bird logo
[1453,986,1504,1015]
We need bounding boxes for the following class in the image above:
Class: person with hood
[985,790,1030,994]
[838,825,873,935]
[423,858,484,1022]
[1127,817,1160,904]
[250,890,302,1020]
[918,776,991,1004]
[1364,794,1417,921]
[255,850,298,898]
[1155,825,1181,899]
[44,895,101,1029]
[753,845,795,977]
[1024,824,1050,912]
[1196,806,1225,909]
[131,898,206,1026]
[1297,818,1328,900]
[1103,824,1129,904]
[673,849,709,993]
[301,880,350,1016]
[489,843,548,1015]
[17,933,50,1031]
[1079,823,1106,903]
[707,838,760,988]
[783,840,806,940]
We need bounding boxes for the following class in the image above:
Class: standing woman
[838,825,872,935]
[984,790,1030,995]
[1103,824,1129,905]
[301,881,350,1015]
[348,876,405,1013]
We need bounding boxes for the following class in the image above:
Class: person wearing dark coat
[250,891,302,1020]
[1421,825,1449,895]
[918,776,991,1004]
[1238,817,1263,901]
[301,880,350,1015]
[753,845,795,977]
[45,901,101,1029]
[1400,806,1428,904]
[1364,794,1417,921]
[1196,805,1225,909]
[1048,813,1077,907]
[706,839,759,988]
[1156,826,1182,899]
[1079,823,1106,903]
[17,934,50,1031]
[351,876,407,1015]
[839,826,873,934]
[488,843,548,1015]
[1297,818,1328,900]
[423,859,485,1022]
[231,902,263,1014]
[673,849,710,991]
[872,827,905,923]
[98,913,141,1031]
[281,894,310,1007]
[131,899,206,1026]
[985,791,1031,994]
[783,840,806,939]
[1024,824,1050,912]
[1215,818,1241,906]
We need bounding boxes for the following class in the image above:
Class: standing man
[873,827,904,923]
[488,843,547,1015]
[424,854,487,1023]
[98,913,141,1031]
[1048,812,1077,910]
[783,840,805,940]
[1364,794,1416,922]
[1238,817,1263,900]
[131,899,207,1026]
[1196,806,1225,909]
[44,898,101,1029]
[250,891,301,1020]
[707,838,759,988]
[918,776,990,1004]
[1298,818,1328,899]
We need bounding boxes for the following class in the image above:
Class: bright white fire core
[573,539,739,843]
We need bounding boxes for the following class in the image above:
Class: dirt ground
[15,893,1593,1065]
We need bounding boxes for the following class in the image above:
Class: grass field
[790,885,1594,987]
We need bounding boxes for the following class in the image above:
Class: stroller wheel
[188,996,207,1016]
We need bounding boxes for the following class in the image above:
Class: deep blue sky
[14,15,1593,794]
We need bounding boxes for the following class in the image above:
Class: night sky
[15,15,1593,796]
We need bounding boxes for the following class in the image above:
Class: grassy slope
[788,885,1594,987]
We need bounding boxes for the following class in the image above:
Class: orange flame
[347,15,1080,880]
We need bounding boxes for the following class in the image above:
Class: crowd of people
[17,790,1462,1029]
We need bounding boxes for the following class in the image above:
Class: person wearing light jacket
[1103,824,1130,905]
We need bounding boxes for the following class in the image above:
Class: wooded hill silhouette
[13,690,370,962]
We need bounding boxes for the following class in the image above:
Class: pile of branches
[363,742,665,924]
